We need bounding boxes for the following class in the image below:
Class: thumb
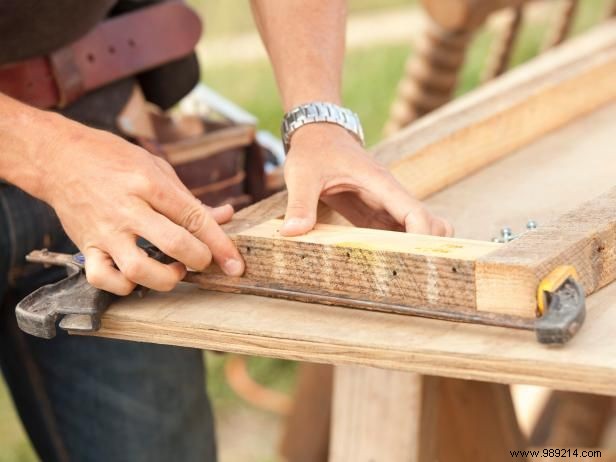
[281,176,322,237]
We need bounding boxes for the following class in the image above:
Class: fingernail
[281,218,310,235]
[223,258,244,276]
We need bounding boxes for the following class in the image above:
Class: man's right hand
[0,94,244,295]
[46,120,246,295]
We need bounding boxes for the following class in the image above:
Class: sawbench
[64,20,616,461]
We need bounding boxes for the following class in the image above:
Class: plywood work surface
[84,103,616,395]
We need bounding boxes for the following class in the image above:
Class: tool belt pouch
[117,89,268,210]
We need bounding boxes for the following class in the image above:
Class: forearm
[0,93,63,199]
[250,0,346,110]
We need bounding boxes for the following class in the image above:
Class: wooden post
[384,0,531,134]
[280,363,333,462]
[383,22,472,134]
[329,366,436,462]
[530,391,613,447]
[482,7,523,81]
[543,0,579,50]
[434,379,528,461]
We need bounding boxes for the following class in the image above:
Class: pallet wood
[477,186,616,316]
[208,183,616,319]
[530,391,613,447]
[204,219,499,311]
[84,103,616,395]
[373,20,616,201]
[328,367,429,462]
[434,379,528,462]
[330,374,529,462]
[279,363,332,462]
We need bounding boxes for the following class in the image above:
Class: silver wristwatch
[281,102,365,153]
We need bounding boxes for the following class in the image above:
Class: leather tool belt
[0,1,201,108]
[117,87,272,209]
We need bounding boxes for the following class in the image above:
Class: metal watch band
[281,102,365,153]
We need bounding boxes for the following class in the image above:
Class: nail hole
[108,46,115,54]
[301,255,306,260]
[26,81,33,89]
[597,245,605,253]
[392,270,398,276]
[451,266,458,273]
[245,247,251,254]
[87,53,95,63]
[128,38,136,47]
[346,252,351,258]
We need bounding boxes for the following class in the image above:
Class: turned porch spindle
[482,7,524,82]
[383,23,472,135]
[543,0,579,50]
[384,0,530,135]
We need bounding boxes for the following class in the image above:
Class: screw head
[526,220,538,230]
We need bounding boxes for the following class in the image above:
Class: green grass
[0,0,609,459]
[0,378,37,462]
[202,43,412,146]
[189,0,415,38]
[206,353,297,410]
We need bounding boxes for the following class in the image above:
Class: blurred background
[0,0,610,460]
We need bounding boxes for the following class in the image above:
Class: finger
[133,207,212,271]
[431,217,455,238]
[184,208,244,276]
[364,174,433,234]
[83,247,136,296]
[281,172,322,237]
[110,238,187,291]
[146,180,244,276]
[209,204,234,225]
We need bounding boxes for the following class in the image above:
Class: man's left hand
[280,124,454,237]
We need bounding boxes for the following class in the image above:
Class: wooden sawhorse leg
[281,364,528,462]
[329,367,527,462]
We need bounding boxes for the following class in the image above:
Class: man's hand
[281,124,453,237]
[38,118,245,295]
[251,1,452,237]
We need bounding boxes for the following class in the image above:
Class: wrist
[0,99,71,203]
[289,122,358,150]
[0,106,48,198]
[281,101,364,153]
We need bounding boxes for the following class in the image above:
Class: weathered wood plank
[216,219,498,311]
[530,391,612,447]
[279,363,333,462]
[329,366,428,462]
[377,21,616,200]
[476,186,616,317]
[86,279,616,395]
[434,379,528,462]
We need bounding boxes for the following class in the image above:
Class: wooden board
[477,187,616,316]
[207,184,616,318]
[205,219,499,311]
[329,366,426,462]
[84,102,616,396]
